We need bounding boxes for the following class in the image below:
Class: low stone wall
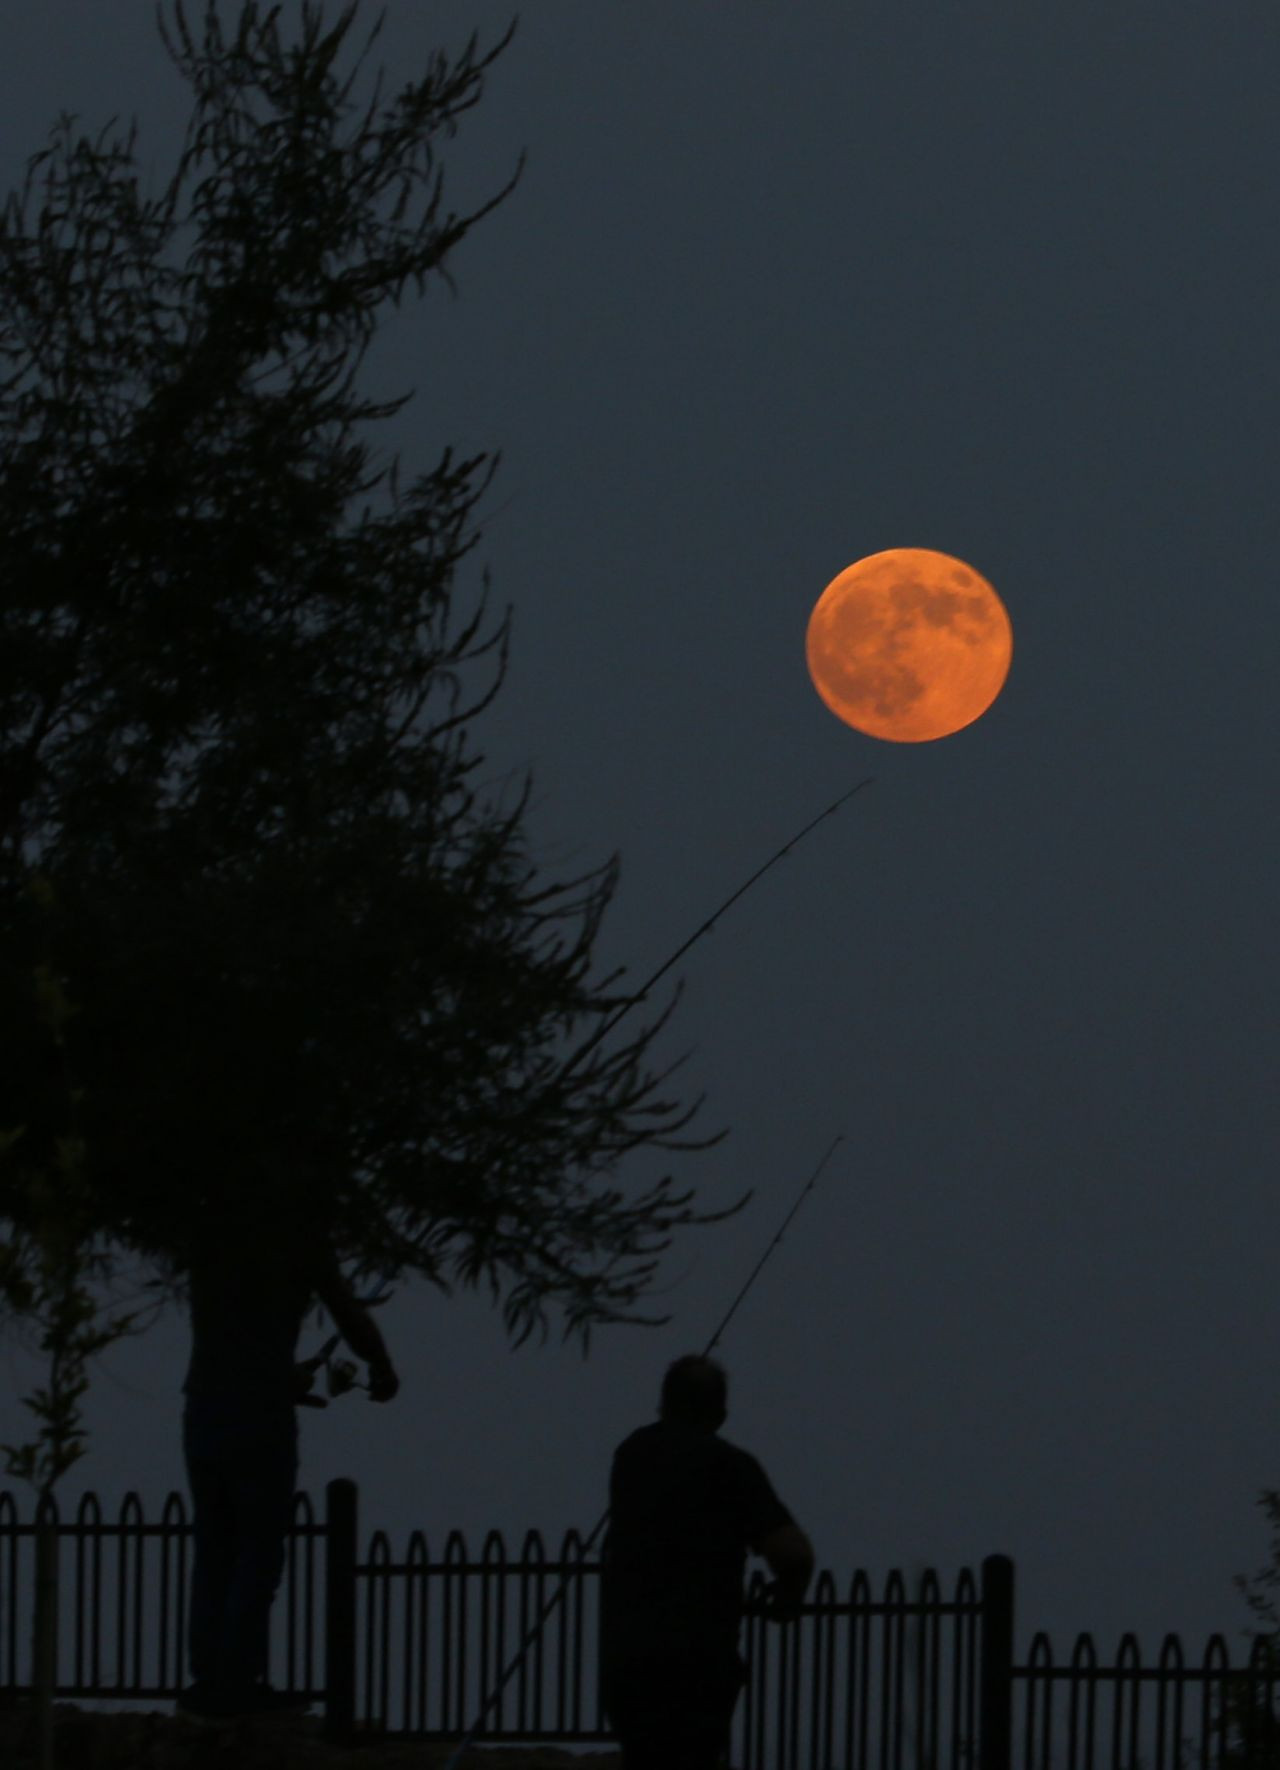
[0,1702,623,1770]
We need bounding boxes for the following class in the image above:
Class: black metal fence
[0,1480,1273,1770]
[1012,1627,1280,1770]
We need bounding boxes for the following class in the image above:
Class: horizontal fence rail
[0,1482,1274,1770]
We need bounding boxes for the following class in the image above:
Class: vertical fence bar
[280,1489,315,1702]
[892,1578,913,1770]
[324,1477,357,1743]
[517,1531,543,1736]
[1070,1633,1100,1770]
[980,1555,1014,1770]
[119,1493,143,1696]
[1154,1634,1185,1770]
[32,1492,58,1734]
[157,1493,184,1701]
[564,1531,587,1739]
[919,1569,943,1770]
[1200,1634,1232,1770]
[956,1569,981,1770]
[477,1531,505,1738]
[71,1493,95,1699]
[0,1493,18,1693]
[361,1529,393,1732]
[812,1569,837,1770]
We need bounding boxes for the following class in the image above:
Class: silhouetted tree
[0,0,747,1363]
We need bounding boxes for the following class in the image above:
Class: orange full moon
[805,548,1012,743]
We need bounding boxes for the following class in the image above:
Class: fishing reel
[293,1334,365,1407]
[294,1282,395,1407]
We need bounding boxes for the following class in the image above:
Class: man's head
[659,1354,728,1432]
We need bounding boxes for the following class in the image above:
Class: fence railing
[0,1481,1273,1770]
[1012,1627,1280,1770]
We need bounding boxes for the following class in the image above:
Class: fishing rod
[439,1130,846,1770]
[300,776,872,1382]
[563,776,873,1080]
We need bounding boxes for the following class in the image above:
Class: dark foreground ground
[0,1701,624,1769]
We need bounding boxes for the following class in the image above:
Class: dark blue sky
[3,0,1279,1730]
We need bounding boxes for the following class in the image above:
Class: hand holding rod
[439,1132,845,1770]
[295,1282,393,1406]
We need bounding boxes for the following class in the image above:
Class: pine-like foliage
[0,2,747,1358]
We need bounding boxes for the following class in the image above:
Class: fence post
[324,1478,357,1744]
[979,1554,1014,1770]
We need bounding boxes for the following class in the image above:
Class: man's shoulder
[705,1430,771,1484]
[614,1422,770,1485]
[712,1434,796,1534]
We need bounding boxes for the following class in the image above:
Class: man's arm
[314,1260,395,1374]
[755,1522,816,1616]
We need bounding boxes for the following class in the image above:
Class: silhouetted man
[176,1229,396,1721]
[599,1354,814,1770]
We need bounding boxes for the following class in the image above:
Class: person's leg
[601,1655,667,1768]
[181,1399,235,1689]
[182,1397,298,1695]
[602,1650,745,1770]
[219,1404,298,1691]
[664,1649,745,1770]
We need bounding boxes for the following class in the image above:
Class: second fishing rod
[439,1130,845,1770]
